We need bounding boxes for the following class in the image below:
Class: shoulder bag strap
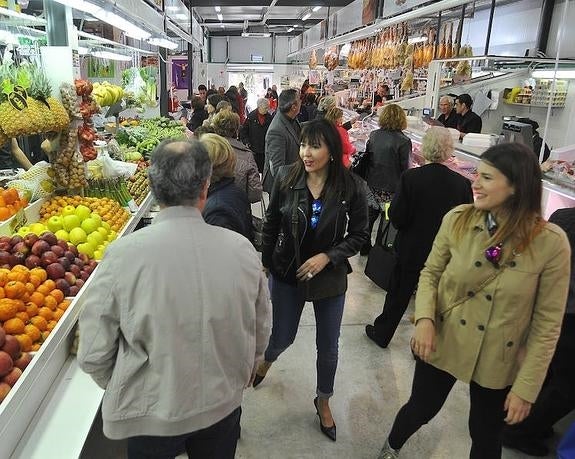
[374,214,390,247]
[291,189,302,268]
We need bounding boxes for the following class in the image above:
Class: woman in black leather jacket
[361,104,412,255]
[254,119,369,442]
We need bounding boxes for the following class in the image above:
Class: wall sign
[382,0,432,18]
[251,54,264,62]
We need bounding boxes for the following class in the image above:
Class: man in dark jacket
[437,96,458,129]
[455,93,482,137]
[240,98,273,173]
[502,207,575,457]
[263,89,301,193]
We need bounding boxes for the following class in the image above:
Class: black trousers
[505,314,575,438]
[127,407,241,459]
[389,360,509,459]
[372,265,420,347]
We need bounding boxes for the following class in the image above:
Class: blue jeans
[126,407,241,459]
[264,275,345,399]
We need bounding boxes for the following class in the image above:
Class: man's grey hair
[278,89,299,113]
[439,95,454,108]
[421,127,454,163]
[257,97,270,110]
[148,139,212,207]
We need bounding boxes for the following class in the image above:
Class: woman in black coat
[199,133,253,241]
[186,96,209,132]
[254,119,369,442]
[365,127,473,348]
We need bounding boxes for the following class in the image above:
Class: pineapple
[0,126,7,146]
[28,65,54,133]
[0,64,36,137]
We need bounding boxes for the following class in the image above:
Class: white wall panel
[229,37,273,62]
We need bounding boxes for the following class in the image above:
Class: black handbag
[252,199,266,252]
[364,215,397,291]
[350,150,369,179]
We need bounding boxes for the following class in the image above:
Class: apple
[64,251,75,263]
[16,227,31,237]
[29,223,46,235]
[46,215,63,233]
[73,258,84,269]
[1,335,20,360]
[97,227,108,239]
[2,367,22,387]
[77,242,95,258]
[88,259,98,269]
[46,263,65,280]
[40,232,58,246]
[0,241,11,251]
[69,227,87,246]
[61,205,76,217]
[69,285,80,296]
[58,257,71,271]
[0,236,11,244]
[55,278,70,296]
[11,241,29,256]
[0,251,15,266]
[54,230,69,242]
[0,351,13,377]
[93,249,103,260]
[75,279,85,289]
[31,240,50,256]
[67,244,78,257]
[81,218,99,235]
[80,270,90,281]
[0,382,10,402]
[25,255,41,269]
[13,253,25,266]
[62,215,81,232]
[23,233,39,248]
[41,251,58,267]
[90,213,102,226]
[70,264,81,277]
[87,231,104,247]
[83,265,94,276]
[74,205,91,221]
[78,253,89,264]
[0,328,5,348]
[51,245,65,258]
[101,221,111,232]
[10,235,23,247]
[64,271,77,285]
[108,230,118,242]
[57,240,69,251]
[13,352,32,371]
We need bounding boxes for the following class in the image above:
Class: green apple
[46,215,63,233]
[17,226,31,237]
[97,227,109,239]
[87,231,104,247]
[61,205,76,217]
[74,205,92,221]
[77,241,95,258]
[90,213,102,226]
[69,227,87,245]
[107,230,118,242]
[81,217,99,234]
[101,221,111,231]
[30,222,46,235]
[93,249,104,260]
[63,214,81,232]
[55,229,70,242]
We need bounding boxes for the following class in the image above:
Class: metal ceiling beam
[189,0,351,6]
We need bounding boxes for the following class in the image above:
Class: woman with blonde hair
[378,142,570,459]
[366,127,473,348]
[324,107,356,168]
[361,104,412,255]
[199,133,253,241]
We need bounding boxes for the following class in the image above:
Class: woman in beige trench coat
[378,143,571,459]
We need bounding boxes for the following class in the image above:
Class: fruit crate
[0,198,46,237]
[0,192,153,458]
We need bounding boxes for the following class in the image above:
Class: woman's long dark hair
[283,118,353,200]
[453,142,543,253]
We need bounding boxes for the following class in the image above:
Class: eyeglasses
[311,199,322,229]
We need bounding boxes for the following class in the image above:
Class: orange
[57,300,71,311]
[2,188,19,205]
[3,317,25,334]
[31,343,41,352]
[25,282,35,294]
[29,275,42,288]
[15,311,29,322]
[37,307,53,321]
[30,316,48,331]
[41,330,50,341]
[0,207,10,221]
[25,302,39,317]
[11,265,29,274]
[46,320,57,332]
[0,287,4,299]
[42,280,56,291]
[20,292,30,303]
[24,324,41,342]
[29,292,45,307]
[15,334,32,352]
[30,268,47,283]
[36,285,51,296]
[13,299,25,312]
[7,271,28,283]
[5,281,26,299]
[0,299,17,321]
[49,289,64,304]
[0,268,10,284]
[52,308,64,321]
[44,295,57,311]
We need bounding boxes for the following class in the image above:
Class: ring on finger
[307,272,313,279]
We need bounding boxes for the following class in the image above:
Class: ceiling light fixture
[408,36,427,44]
[77,46,90,54]
[165,6,180,12]
[532,70,575,79]
[215,6,221,12]
[0,6,46,24]
[217,13,223,21]
[312,6,321,12]
[174,13,188,20]
[52,0,151,40]
[92,50,132,61]
[148,37,178,50]
[302,12,311,21]
[287,27,294,32]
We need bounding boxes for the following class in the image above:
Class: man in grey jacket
[262,88,301,193]
[78,139,271,458]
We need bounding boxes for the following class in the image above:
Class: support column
[159,47,168,117]
[187,42,193,99]
[536,0,555,55]
[483,0,496,55]
[44,0,69,46]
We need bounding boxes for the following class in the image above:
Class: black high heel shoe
[314,397,336,441]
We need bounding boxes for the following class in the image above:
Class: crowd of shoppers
[77,83,573,459]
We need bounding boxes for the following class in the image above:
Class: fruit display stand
[0,192,153,458]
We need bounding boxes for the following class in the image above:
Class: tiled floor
[81,253,569,458]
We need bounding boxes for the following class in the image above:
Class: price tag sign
[9,208,27,234]
[127,200,139,214]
